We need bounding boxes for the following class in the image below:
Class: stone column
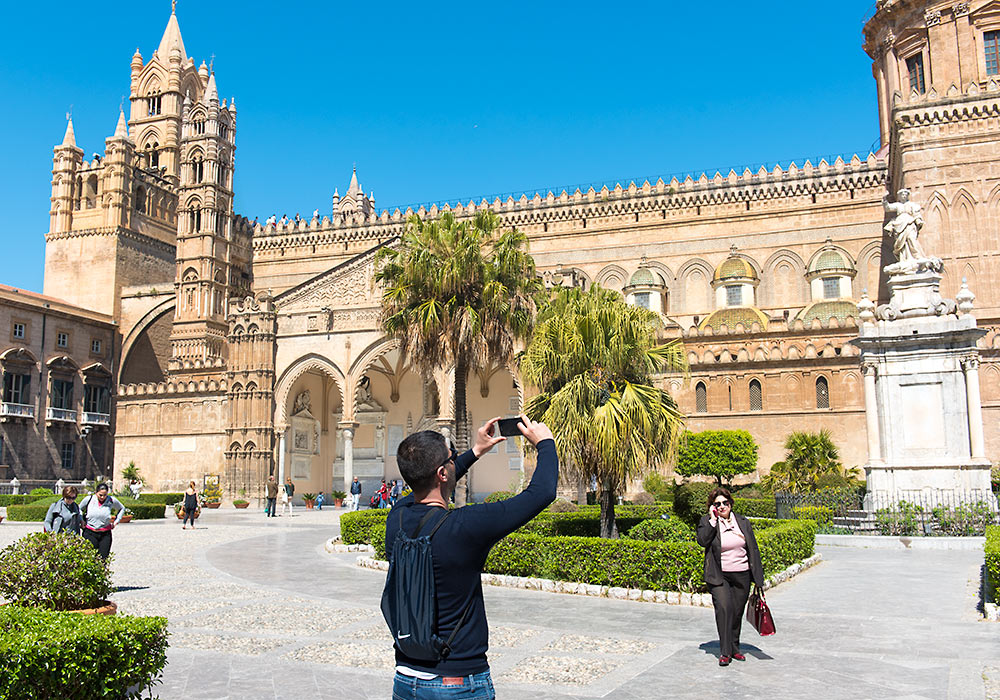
[340,423,357,494]
[962,355,986,460]
[862,361,882,464]
[276,426,287,485]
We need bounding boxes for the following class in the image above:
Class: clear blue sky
[0,1,879,294]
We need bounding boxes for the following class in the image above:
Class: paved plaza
[0,508,998,699]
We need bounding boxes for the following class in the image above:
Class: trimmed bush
[340,509,390,545]
[547,498,579,513]
[29,487,54,497]
[986,525,999,605]
[672,482,716,527]
[484,491,515,503]
[0,605,169,700]
[734,497,777,519]
[521,505,673,537]
[372,521,388,560]
[675,430,758,485]
[5,495,60,522]
[0,495,37,507]
[755,519,818,578]
[792,505,833,525]
[135,492,184,505]
[0,532,112,610]
[118,501,166,520]
[625,516,694,542]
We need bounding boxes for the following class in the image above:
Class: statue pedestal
[853,273,995,511]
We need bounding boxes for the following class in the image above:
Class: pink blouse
[718,515,749,572]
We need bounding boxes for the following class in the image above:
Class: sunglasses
[713,500,731,507]
[439,446,458,470]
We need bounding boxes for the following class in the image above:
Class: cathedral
[19,0,1000,499]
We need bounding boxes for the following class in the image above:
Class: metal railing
[82,412,110,426]
[46,407,77,422]
[0,403,35,419]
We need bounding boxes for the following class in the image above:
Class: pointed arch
[761,249,807,308]
[274,354,346,425]
[923,191,950,260]
[677,258,713,315]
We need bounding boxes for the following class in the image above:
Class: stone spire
[204,72,218,104]
[62,117,76,147]
[156,2,187,59]
[113,109,129,140]
[348,167,360,196]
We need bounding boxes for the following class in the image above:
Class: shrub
[0,605,169,700]
[755,519,818,578]
[734,497,777,519]
[136,492,184,505]
[792,505,833,525]
[642,472,673,503]
[630,492,655,506]
[547,498,579,513]
[233,499,249,507]
[5,495,60,521]
[625,516,694,542]
[29,487,53,497]
[0,532,113,610]
[521,505,673,537]
[116,500,166,520]
[875,501,924,536]
[672,482,716,527]
[0,495,36,507]
[485,490,515,503]
[774,486,865,519]
[331,490,347,500]
[675,430,758,486]
[340,509,390,545]
[931,502,996,536]
[302,493,317,502]
[372,521,388,560]
[986,526,999,605]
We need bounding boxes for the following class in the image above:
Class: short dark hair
[707,487,733,509]
[62,486,78,499]
[96,482,109,493]
[396,430,450,493]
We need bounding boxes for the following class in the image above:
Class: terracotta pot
[305,501,315,509]
[71,601,118,616]
[204,502,221,509]
[334,499,344,508]
[234,502,249,509]
[120,515,133,523]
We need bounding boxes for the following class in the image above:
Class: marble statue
[882,189,942,275]
[293,390,311,415]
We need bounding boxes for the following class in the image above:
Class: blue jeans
[392,671,495,700]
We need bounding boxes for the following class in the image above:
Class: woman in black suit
[696,487,765,666]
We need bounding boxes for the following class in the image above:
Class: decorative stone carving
[954,2,970,16]
[925,9,941,25]
[956,279,975,315]
[857,292,876,325]
[882,30,895,49]
[882,190,940,275]
[293,389,311,415]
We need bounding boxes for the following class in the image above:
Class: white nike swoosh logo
[398,634,411,639]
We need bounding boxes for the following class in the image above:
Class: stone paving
[1,507,997,699]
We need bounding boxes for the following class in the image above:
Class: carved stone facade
[23,2,1000,496]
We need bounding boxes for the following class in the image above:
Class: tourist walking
[265,475,278,517]
[79,483,126,561]
[389,478,403,505]
[696,487,765,666]
[182,481,199,530]
[129,479,142,499]
[350,476,362,511]
[377,479,390,508]
[282,476,295,516]
[383,416,556,699]
[43,486,82,534]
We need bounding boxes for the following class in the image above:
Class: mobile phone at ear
[497,418,522,437]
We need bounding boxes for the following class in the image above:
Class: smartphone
[496,417,522,437]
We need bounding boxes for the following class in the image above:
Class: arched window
[133,186,147,214]
[193,157,204,183]
[191,207,201,232]
[194,119,206,135]
[85,175,98,208]
[146,92,161,116]
[144,141,159,169]
[695,382,707,413]
[749,379,762,411]
[816,376,830,409]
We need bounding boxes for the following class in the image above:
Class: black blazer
[696,513,764,588]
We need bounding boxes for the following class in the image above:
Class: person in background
[129,479,142,499]
[182,481,199,530]
[265,475,278,517]
[282,476,295,516]
[316,492,325,510]
[350,476,362,511]
[696,487,765,667]
[377,479,390,508]
[44,486,82,534]
[79,483,126,560]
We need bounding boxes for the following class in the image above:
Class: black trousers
[709,569,751,657]
[183,509,197,527]
[265,498,276,517]
[82,528,113,561]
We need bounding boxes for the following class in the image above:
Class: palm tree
[519,286,687,537]
[375,211,540,501]
[762,430,844,492]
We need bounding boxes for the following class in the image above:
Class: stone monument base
[864,461,997,510]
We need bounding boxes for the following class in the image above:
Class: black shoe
[719,656,731,666]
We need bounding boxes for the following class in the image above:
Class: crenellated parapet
[117,374,227,397]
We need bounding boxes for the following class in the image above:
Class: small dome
[699,307,769,332]
[808,248,854,274]
[714,256,758,282]
[795,300,857,324]
[628,267,664,287]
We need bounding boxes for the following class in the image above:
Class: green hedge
[986,525,1000,605]
[120,502,166,520]
[135,492,184,505]
[755,519,818,577]
[0,606,169,700]
[792,505,833,525]
[672,482,717,527]
[340,510,391,545]
[0,495,36,507]
[519,505,673,537]
[6,496,164,522]
[734,497,777,518]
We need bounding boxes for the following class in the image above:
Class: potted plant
[0,531,116,614]
[233,499,249,509]
[120,508,134,523]
[202,482,223,509]
[331,490,347,508]
[302,493,317,509]
[173,502,200,520]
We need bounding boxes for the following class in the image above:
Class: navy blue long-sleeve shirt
[384,438,558,676]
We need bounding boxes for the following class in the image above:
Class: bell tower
[864,0,1000,315]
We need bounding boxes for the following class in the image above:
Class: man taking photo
[385,415,557,699]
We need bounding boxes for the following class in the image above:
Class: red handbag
[746,585,776,636]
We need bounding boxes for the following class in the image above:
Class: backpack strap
[441,595,474,656]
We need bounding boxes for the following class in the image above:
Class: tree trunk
[454,355,470,506]
[599,478,617,538]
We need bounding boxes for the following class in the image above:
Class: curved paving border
[329,539,821,607]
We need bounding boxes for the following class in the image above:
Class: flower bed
[986,525,1000,605]
[0,605,169,700]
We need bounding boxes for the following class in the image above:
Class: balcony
[0,403,35,421]
[46,407,77,423]
[82,412,110,427]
